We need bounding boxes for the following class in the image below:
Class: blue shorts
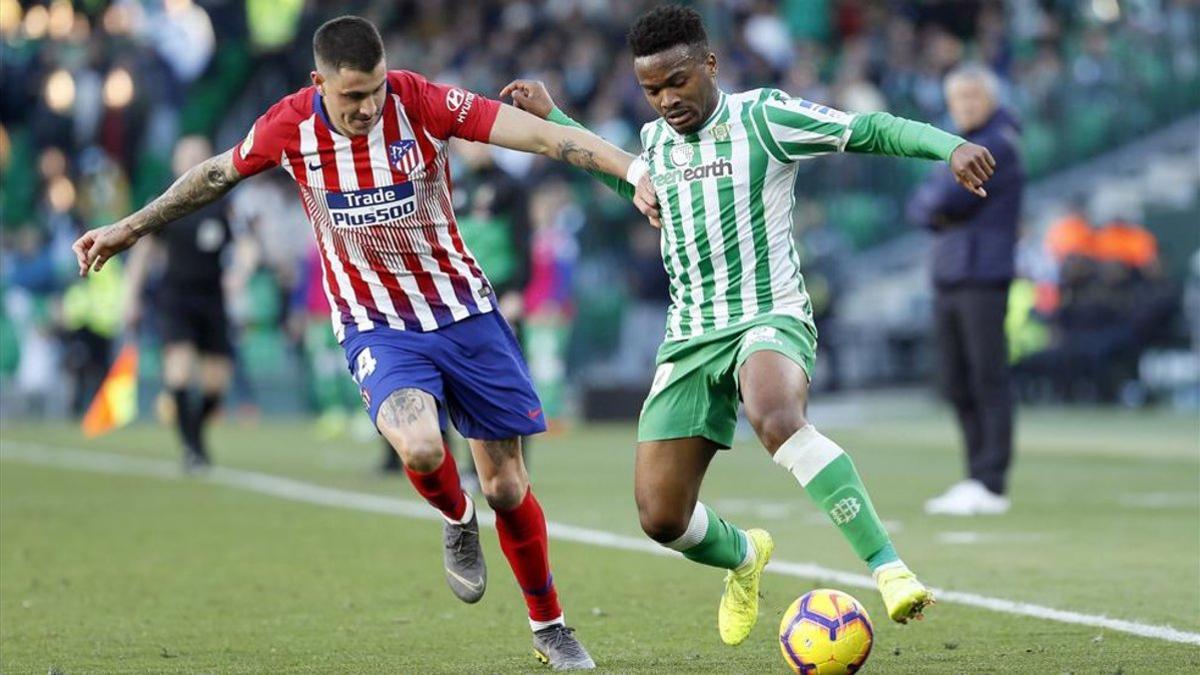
[342,310,547,441]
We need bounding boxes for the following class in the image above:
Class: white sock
[871,560,908,580]
[772,424,844,487]
[734,531,756,575]
[442,493,474,525]
[664,502,709,552]
[530,614,565,632]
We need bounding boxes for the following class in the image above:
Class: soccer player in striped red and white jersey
[72,15,659,670]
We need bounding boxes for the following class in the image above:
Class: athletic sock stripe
[529,615,565,632]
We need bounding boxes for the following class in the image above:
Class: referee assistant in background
[907,64,1025,516]
[124,136,254,472]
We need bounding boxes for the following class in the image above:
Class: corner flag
[82,344,138,437]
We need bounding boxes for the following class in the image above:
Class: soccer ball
[779,589,874,674]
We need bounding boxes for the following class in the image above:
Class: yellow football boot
[875,564,935,623]
[718,529,774,645]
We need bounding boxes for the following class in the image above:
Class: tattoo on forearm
[380,388,429,428]
[555,139,601,173]
[128,152,240,236]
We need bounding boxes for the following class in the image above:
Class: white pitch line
[3,442,1199,647]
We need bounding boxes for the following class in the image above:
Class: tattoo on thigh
[379,388,428,428]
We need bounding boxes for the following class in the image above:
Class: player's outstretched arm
[845,112,996,197]
[501,79,637,201]
[488,97,660,226]
[488,102,632,177]
[72,150,245,276]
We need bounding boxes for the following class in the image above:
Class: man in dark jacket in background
[907,64,1024,516]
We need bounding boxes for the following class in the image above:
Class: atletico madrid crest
[389,139,420,175]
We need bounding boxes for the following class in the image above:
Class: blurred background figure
[523,180,581,432]
[453,142,532,327]
[288,243,367,443]
[908,64,1024,516]
[610,224,670,384]
[123,136,253,471]
[2,227,59,417]
[1016,208,1175,404]
[59,237,123,416]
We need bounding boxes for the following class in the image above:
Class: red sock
[495,488,562,623]
[404,445,467,522]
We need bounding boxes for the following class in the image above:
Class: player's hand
[949,143,996,198]
[72,222,140,276]
[500,79,556,119]
[634,173,661,228]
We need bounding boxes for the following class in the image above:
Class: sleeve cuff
[625,156,648,185]
[923,126,968,162]
[547,106,574,126]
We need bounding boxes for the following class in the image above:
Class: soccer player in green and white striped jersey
[503,4,996,647]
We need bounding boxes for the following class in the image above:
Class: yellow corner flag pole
[81,343,139,438]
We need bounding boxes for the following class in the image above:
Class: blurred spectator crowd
[2,0,1198,421]
[1009,206,1178,404]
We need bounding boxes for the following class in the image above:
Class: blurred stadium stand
[1,0,1198,421]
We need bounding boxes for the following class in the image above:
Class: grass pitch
[2,394,1198,673]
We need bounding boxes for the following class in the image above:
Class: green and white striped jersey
[640,88,858,342]
[548,86,964,342]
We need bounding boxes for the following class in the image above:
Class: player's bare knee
[749,406,807,454]
[638,506,688,544]
[397,436,445,473]
[482,471,527,511]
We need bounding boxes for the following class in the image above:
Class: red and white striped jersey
[231,70,502,341]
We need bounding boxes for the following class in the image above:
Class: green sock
[806,454,892,560]
[665,503,749,570]
[773,426,899,569]
[866,542,900,572]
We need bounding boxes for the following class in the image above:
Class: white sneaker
[924,480,1010,516]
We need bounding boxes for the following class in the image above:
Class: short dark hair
[313,15,384,73]
[627,4,708,58]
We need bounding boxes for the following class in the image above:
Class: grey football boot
[442,509,486,603]
[532,625,596,670]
